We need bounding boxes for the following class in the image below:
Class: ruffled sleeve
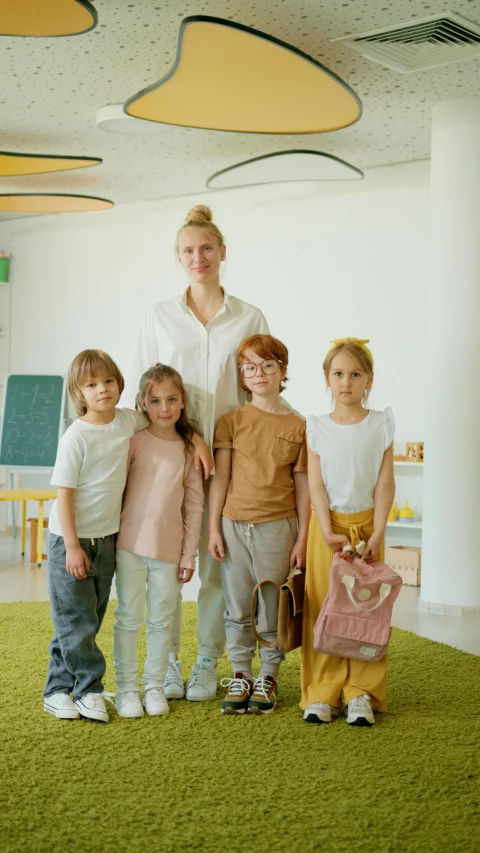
[306,414,320,456]
[383,407,395,450]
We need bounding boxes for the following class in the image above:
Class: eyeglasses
[239,359,282,378]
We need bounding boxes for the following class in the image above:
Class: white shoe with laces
[163,659,185,699]
[143,686,169,716]
[186,658,217,701]
[346,694,375,727]
[44,693,80,720]
[116,690,144,718]
[74,691,114,723]
[303,702,340,724]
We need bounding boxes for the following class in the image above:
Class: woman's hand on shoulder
[324,532,351,553]
[192,433,214,479]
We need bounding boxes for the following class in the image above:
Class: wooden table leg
[37,501,44,568]
[21,500,27,557]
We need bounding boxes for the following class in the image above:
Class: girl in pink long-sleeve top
[114,364,204,719]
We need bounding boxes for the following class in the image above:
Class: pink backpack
[313,550,402,662]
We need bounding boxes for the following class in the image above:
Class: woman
[124,205,270,701]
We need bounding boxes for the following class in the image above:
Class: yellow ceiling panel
[0,195,113,213]
[1,0,97,37]
[125,15,362,135]
[0,151,101,177]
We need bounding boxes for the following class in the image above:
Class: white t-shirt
[49,408,147,539]
[306,408,395,514]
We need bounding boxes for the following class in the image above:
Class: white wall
[0,160,429,541]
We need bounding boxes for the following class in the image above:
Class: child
[301,337,395,727]
[114,364,204,718]
[43,349,147,723]
[208,335,310,715]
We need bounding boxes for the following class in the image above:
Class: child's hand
[178,567,194,584]
[363,532,383,561]
[192,434,214,479]
[289,538,306,569]
[208,531,225,562]
[66,545,90,580]
[324,532,351,552]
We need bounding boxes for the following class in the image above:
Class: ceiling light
[96,105,176,135]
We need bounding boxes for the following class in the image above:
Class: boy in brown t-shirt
[208,334,310,716]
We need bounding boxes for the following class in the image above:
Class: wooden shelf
[387,521,422,530]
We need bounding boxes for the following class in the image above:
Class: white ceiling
[0,0,480,219]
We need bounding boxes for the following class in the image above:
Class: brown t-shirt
[213,404,307,524]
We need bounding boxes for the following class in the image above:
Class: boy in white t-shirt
[43,350,147,723]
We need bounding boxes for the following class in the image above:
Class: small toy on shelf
[399,501,415,523]
[406,441,424,463]
[388,502,399,522]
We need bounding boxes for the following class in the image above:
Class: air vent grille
[332,13,480,73]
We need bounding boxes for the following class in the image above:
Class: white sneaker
[186,659,217,701]
[346,694,375,727]
[116,690,144,718]
[74,692,110,723]
[144,686,169,716]
[164,659,185,699]
[303,702,340,724]
[44,693,80,720]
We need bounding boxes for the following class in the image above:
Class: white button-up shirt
[122,289,269,450]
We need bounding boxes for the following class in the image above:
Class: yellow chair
[0,489,57,566]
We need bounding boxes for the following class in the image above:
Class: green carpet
[0,602,479,853]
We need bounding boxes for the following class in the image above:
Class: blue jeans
[44,533,116,699]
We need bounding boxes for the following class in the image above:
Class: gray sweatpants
[221,516,297,677]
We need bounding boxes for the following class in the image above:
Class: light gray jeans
[114,549,179,693]
[221,516,297,673]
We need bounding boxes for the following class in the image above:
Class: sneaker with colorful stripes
[220,673,253,714]
[247,675,278,715]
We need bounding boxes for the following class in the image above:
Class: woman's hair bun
[185,205,213,226]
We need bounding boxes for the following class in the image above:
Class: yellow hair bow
[328,337,374,366]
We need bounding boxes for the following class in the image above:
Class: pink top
[116,429,204,569]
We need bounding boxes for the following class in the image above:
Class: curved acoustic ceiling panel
[0,195,113,213]
[0,151,101,177]
[0,0,97,37]
[125,15,361,134]
[208,150,364,188]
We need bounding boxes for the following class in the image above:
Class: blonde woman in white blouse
[124,205,270,702]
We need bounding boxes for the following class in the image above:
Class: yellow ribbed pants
[300,508,388,711]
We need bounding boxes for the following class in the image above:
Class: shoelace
[145,688,165,699]
[350,694,370,710]
[190,665,215,687]
[252,676,273,699]
[119,691,141,705]
[220,676,252,696]
[164,661,182,685]
[102,691,116,708]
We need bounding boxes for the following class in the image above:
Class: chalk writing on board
[0,375,65,467]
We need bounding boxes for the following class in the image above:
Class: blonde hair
[68,349,124,417]
[135,363,196,453]
[323,340,374,407]
[175,205,225,256]
[237,334,289,393]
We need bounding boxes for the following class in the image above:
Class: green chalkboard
[0,375,66,467]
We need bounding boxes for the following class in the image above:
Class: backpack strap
[342,575,392,612]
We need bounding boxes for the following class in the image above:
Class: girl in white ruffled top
[301,338,395,728]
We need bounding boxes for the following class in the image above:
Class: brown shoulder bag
[251,566,306,653]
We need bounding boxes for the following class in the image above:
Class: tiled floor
[1,532,479,656]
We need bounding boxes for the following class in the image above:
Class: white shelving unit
[386,460,423,546]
